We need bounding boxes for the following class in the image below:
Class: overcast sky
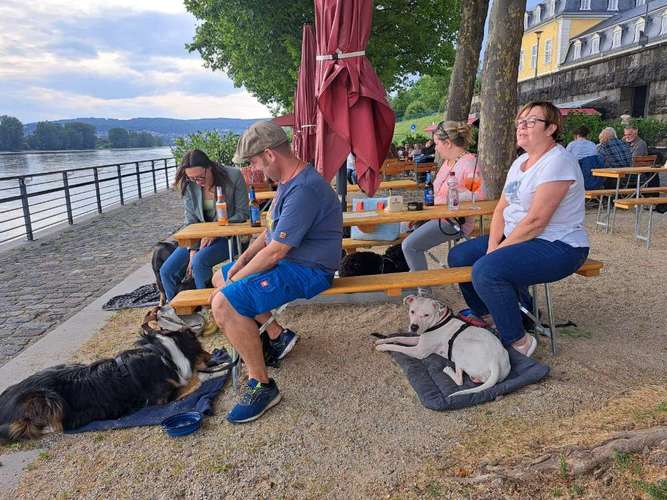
[0,0,272,123]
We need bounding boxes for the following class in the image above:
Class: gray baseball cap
[233,120,289,164]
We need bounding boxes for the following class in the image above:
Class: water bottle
[423,172,434,207]
[447,172,459,210]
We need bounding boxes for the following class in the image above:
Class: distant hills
[23,117,265,143]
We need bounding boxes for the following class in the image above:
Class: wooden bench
[613,197,667,248]
[170,259,603,356]
[585,187,667,199]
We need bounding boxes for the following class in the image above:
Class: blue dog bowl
[161,411,203,437]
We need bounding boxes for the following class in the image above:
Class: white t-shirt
[502,144,589,248]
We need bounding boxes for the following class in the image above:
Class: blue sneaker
[269,329,299,360]
[226,378,282,424]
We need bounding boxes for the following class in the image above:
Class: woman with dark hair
[448,101,589,357]
[161,149,249,301]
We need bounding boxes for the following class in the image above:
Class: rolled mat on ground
[386,346,549,411]
[67,371,229,433]
[102,283,161,310]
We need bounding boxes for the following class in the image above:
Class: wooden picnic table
[171,199,497,248]
[591,166,667,232]
[256,179,419,201]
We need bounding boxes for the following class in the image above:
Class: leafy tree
[63,122,97,150]
[0,115,24,151]
[171,130,240,166]
[28,122,65,150]
[404,100,430,120]
[108,128,130,148]
[391,73,451,121]
[185,0,460,111]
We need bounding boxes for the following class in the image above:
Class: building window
[662,11,667,35]
[580,0,591,10]
[547,0,556,17]
[573,40,582,59]
[519,49,524,71]
[612,26,622,48]
[544,39,553,64]
[634,19,645,43]
[608,0,618,10]
[535,6,541,23]
[591,34,600,54]
[531,44,538,68]
[636,0,646,6]
[524,13,529,29]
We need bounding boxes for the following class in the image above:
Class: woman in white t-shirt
[448,101,590,357]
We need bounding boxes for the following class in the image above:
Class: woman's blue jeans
[160,238,231,301]
[447,235,589,346]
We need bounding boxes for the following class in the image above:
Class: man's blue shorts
[220,260,333,318]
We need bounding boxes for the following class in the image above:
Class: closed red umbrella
[293,24,317,163]
[314,0,395,196]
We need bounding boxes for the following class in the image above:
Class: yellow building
[518,1,640,82]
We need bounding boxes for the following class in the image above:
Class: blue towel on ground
[68,372,228,433]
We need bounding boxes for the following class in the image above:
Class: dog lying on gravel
[374,295,511,397]
[0,328,210,442]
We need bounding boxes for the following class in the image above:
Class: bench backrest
[633,155,657,168]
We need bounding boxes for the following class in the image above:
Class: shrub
[171,130,240,166]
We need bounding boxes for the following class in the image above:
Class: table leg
[227,238,234,263]
[609,177,621,234]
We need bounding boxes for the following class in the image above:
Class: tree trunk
[445,0,489,122]
[477,0,526,199]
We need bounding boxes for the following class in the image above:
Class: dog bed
[388,347,549,411]
[68,371,229,433]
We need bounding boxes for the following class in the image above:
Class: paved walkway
[0,191,183,366]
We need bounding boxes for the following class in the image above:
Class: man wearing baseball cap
[210,120,343,423]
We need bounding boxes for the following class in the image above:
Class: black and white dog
[0,329,210,443]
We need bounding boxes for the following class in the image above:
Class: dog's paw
[374,338,394,346]
[375,343,393,351]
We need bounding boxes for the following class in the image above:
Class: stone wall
[471,41,667,120]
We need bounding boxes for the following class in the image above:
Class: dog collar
[424,311,455,333]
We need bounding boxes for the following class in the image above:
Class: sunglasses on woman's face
[188,174,207,182]
[515,117,548,129]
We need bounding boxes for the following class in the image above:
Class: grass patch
[393,113,441,143]
[634,479,667,500]
[613,450,642,474]
[569,483,585,497]
[38,451,51,461]
[558,327,593,339]
[558,454,569,480]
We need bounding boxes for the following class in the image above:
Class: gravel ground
[2,208,667,499]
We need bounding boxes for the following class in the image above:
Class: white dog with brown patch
[375,295,511,397]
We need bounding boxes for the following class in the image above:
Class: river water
[0,147,173,177]
[0,147,177,245]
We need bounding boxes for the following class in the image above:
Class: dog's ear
[403,294,417,305]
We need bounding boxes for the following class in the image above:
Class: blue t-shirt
[265,164,342,274]
[565,138,597,160]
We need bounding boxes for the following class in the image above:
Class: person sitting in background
[402,121,486,295]
[414,139,436,164]
[160,150,249,302]
[447,101,589,357]
[346,152,357,185]
[566,125,597,160]
[596,127,632,168]
[623,125,648,158]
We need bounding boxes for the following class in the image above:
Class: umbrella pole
[336,162,351,237]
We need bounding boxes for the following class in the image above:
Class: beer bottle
[424,172,435,207]
[249,186,261,227]
[216,186,228,225]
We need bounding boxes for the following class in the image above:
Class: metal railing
[0,157,177,245]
